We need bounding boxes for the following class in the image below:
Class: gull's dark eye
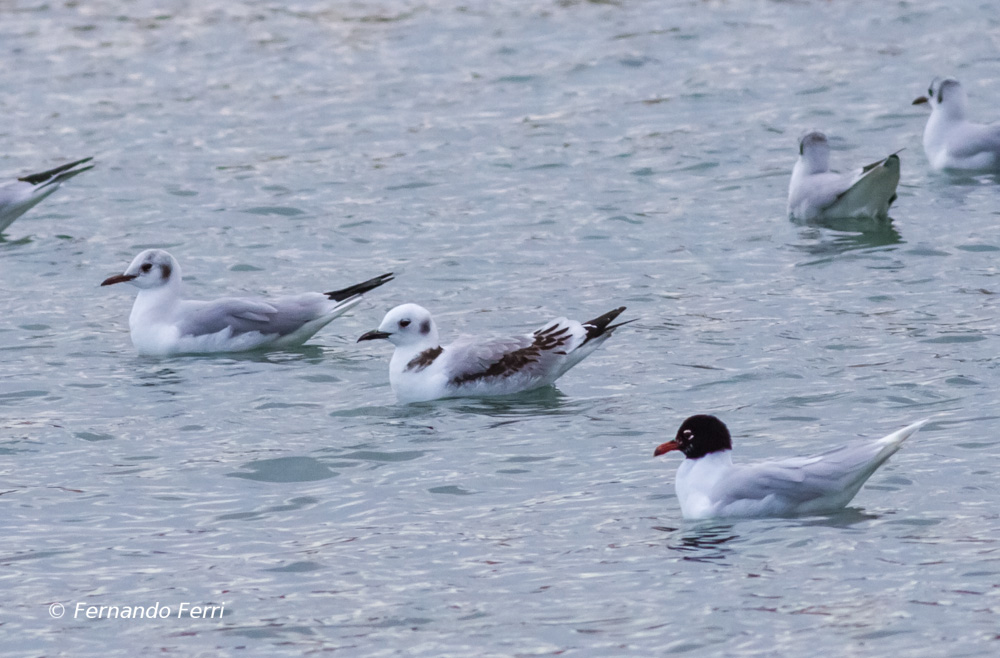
[399,319,411,328]
[141,263,153,273]
[928,86,933,96]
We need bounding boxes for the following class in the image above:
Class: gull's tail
[871,417,929,465]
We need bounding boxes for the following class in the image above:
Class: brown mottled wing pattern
[446,322,576,387]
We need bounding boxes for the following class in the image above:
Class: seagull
[787,132,900,221]
[357,303,632,403]
[101,248,393,356]
[653,414,928,519]
[913,77,1000,172]
[0,157,94,233]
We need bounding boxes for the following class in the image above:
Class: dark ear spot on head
[420,320,430,335]
[799,141,804,155]
[937,87,943,104]
[161,264,172,279]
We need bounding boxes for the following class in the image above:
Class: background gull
[787,131,900,221]
[913,77,1000,172]
[102,248,393,356]
[358,303,632,403]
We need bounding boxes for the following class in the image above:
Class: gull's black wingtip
[325,272,395,302]
[17,157,95,185]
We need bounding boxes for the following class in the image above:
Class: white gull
[787,132,900,221]
[913,78,1000,172]
[102,248,393,356]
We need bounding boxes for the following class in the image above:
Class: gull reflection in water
[653,522,740,563]
[792,215,903,260]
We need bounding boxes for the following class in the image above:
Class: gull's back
[708,420,924,518]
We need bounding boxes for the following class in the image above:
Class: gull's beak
[653,440,681,457]
[912,95,929,106]
[357,329,392,342]
[101,273,138,286]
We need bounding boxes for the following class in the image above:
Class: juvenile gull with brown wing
[358,303,632,403]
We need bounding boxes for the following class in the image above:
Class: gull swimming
[101,248,393,356]
[654,414,927,519]
[0,157,94,233]
[913,77,1000,172]
[358,303,632,403]
[787,132,900,221]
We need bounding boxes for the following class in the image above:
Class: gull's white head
[101,248,181,290]
[913,77,967,119]
[358,303,440,348]
[797,131,830,174]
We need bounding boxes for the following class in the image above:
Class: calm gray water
[3,0,1000,655]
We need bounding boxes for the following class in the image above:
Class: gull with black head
[102,248,393,356]
[654,414,928,519]
[358,303,632,403]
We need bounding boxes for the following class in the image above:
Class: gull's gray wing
[175,294,329,338]
[948,122,1000,159]
[717,441,888,508]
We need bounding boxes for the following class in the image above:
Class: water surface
[3,1,1000,655]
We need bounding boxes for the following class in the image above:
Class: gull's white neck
[675,450,734,520]
[130,280,182,329]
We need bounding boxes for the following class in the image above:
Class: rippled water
[4,1,1000,655]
